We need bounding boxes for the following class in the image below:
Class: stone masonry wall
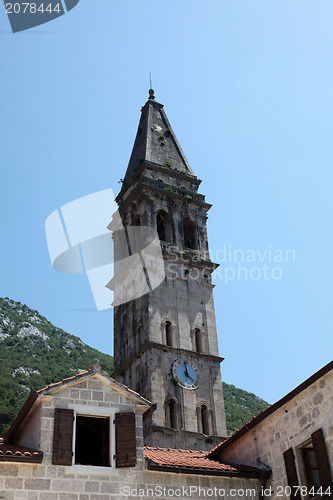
[38,375,145,466]
[0,462,262,500]
[217,369,333,500]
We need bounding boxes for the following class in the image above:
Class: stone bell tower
[111,89,227,450]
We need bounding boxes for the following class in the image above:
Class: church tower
[111,90,227,450]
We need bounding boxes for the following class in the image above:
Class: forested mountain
[0,298,113,434]
[223,382,269,435]
[0,298,269,436]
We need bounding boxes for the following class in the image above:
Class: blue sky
[1,0,332,404]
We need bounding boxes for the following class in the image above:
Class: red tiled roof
[144,446,261,477]
[0,439,43,463]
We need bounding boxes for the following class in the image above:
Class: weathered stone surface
[113,95,227,448]
[215,369,333,498]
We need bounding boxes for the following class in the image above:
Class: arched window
[165,321,173,347]
[136,324,142,351]
[133,214,141,226]
[201,405,210,435]
[156,211,170,242]
[195,328,204,353]
[183,218,197,249]
[197,403,211,435]
[169,399,178,429]
[120,327,127,365]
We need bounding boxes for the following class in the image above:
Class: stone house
[0,364,266,500]
[209,361,333,499]
[1,362,332,500]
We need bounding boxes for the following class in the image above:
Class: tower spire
[123,93,194,184]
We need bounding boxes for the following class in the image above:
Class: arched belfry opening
[183,218,197,249]
[165,321,173,347]
[156,210,171,242]
[133,214,141,226]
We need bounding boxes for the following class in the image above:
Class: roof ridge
[144,445,206,454]
[37,364,152,405]
[37,368,92,393]
[209,359,333,458]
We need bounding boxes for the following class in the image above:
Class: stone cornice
[112,341,224,377]
[117,160,202,203]
[117,179,211,216]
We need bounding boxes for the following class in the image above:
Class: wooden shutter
[52,408,74,465]
[311,428,333,490]
[115,412,136,468]
[283,448,302,500]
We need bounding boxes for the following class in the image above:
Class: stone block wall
[0,462,261,500]
[217,369,333,499]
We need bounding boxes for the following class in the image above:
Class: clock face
[172,359,200,390]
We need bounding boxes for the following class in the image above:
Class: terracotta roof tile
[0,441,43,462]
[144,446,260,476]
[37,368,91,392]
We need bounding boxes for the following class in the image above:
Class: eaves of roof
[0,439,43,463]
[144,446,264,479]
[209,360,333,459]
[3,390,38,444]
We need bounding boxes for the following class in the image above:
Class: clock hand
[184,363,194,382]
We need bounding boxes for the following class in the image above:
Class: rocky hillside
[0,298,114,434]
[0,298,269,436]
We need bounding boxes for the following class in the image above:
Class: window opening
[195,328,204,353]
[302,444,321,493]
[75,416,110,467]
[166,321,173,347]
[157,212,166,241]
[201,405,210,435]
[169,400,177,429]
[183,218,197,249]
